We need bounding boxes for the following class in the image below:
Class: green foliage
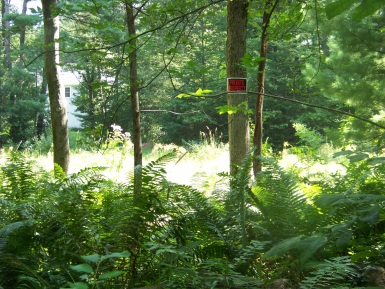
[1,140,385,288]
[216,102,252,116]
[300,256,360,289]
[177,88,213,98]
[262,236,327,265]
[325,0,385,20]
[65,251,130,288]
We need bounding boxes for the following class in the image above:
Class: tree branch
[24,0,226,67]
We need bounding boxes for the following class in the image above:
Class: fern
[250,157,320,241]
[314,188,385,256]
[300,256,360,289]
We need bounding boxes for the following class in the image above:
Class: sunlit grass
[0,142,230,187]
[0,138,348,191]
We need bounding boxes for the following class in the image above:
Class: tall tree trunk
[253,0,277,177]
[125,2,143,285]
[36,69,47,140]
[125,1,142,195]
[42,0,70,175]
[2,0,11,69]
[19,0,30,64]
[83,68,96,130]
[226,0,249,176]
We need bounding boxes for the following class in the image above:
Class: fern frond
[300,256,359,289]
[250,157,320,239]
[0,220,34,238]
[0,153,43,200]
[234,240,269,273]
[65,166,107,185]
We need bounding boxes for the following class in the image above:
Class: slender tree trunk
[226,0,249,176]
[19,0,30,64]
[42,0,70,175]
[253,0,277,177]
[83,68,96,129]
[36,69,47,140]
[125,1,142,196]
[125,2,143,285]
[2,0,11,69]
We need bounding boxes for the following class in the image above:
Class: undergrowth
[0,144,384,288]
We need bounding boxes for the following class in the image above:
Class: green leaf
[336,231,352,249]
[262,236,302,261]
[70,264,94,274]
[347,153,369,162]
[359,209,379,225]
[81,254,101,263]
[216,105,238,115]
[333,150,353,158]
[195,88,212,96]
[298,236,327,263]
[187,60,197,67]
[99,270,123,279]
[176,93,188,98]
[352,0,384,20]
[241,53,265,68]
[351,250,378,262]
[367,157,385,166]
[101,251,130,261]
[325,0,355,19]
[177,88,212,98]
[66,282,89,289]
[166,48,177,55]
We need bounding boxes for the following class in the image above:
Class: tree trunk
[226,0,249,176]
[125,2,143,285]
[19,0,30,64]
[125,1,142,196]
[253,0,277,177]
[42,0,70,175]
[2,0,11,69]
[36,69,47,140]
[83,68,96,130]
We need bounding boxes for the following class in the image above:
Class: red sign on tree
[227,78,247,93]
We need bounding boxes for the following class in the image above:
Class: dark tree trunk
[226,0,249,176]
[2,0,11,69]
[125,2,143,284]
[253,0,277,177]
[125,1,142,196]
[42,0,70,175]
[83,68,97,130]
[19,0,30,64]
[36,70,47,140]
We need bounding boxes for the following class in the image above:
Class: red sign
[227,78,247,93]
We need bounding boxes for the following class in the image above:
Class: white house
[61,70,83,128]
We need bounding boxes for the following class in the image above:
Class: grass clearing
[0,142,230,187]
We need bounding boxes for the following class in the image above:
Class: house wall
[61,71,83,128]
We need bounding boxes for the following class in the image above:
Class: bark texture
[226,0,249,175]
[126,1,142,196]
[42,0,70,175]
[253,0,278,177]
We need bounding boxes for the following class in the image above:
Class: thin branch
[141,109,200,115]
[168,87,385,130]
[25,0,226,67]
[257,91,385,130]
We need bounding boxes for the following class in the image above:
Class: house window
[65,87,71,98]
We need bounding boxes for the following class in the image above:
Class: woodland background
[1,0,385,288]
